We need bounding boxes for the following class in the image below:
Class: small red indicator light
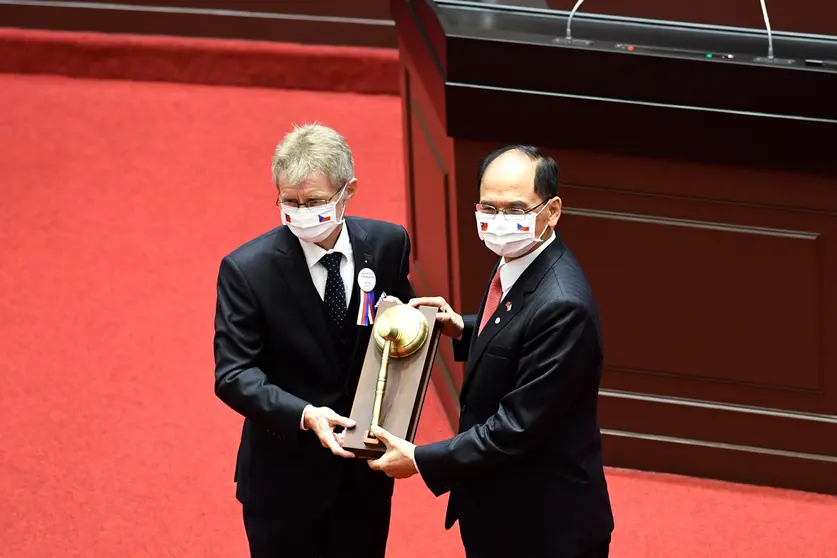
[626,45,635,52]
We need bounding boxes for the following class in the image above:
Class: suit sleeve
[452,314,477,362]
[213,255,309,443]
[414,298,599,496]
[393,226,416,302]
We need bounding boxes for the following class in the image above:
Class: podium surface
[392,0,837,494]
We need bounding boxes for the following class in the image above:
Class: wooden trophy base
[362,430,380,445]
[343,301,441,460]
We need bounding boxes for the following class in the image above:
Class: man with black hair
[368,145,614,557]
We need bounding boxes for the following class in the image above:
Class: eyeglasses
[276,185,345,209]
[475,199,548,221]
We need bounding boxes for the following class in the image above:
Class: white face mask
[280,186,347,244]
[475,199,553,258]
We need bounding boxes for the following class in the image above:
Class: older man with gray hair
[214,123,415,558]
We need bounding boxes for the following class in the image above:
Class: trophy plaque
[344,299,442,459]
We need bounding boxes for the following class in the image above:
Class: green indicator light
[706,53,713,59]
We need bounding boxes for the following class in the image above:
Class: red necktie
[478,266,504,335]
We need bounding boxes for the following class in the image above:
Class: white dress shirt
[296,224,354,430]
[498,230,556,298]
[297,224,355,304]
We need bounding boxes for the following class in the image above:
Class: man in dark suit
[214,123,414,558]
[368,145,614,557]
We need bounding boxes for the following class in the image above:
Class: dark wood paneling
[599,391,837,457]
[450,144,500,314]
[409,106,452,301]
[525,150,837,215]
[391,0,447,125]
[445,83,837,176]
[602,430,837,494]
[462,0,837,36]
[0,0,396,47]
[541,0,837,36]
[446,38,837,121]
[561,206,826,397]
[400,40,464,427]
[395,0,837,493]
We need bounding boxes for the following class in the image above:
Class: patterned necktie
[478,266,504,335]
[319,252,347,327]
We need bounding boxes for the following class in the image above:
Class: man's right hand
[303,406,356,458]
[409,296,464,339]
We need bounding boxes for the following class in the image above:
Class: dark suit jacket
[213,217,414,515]
[414,233,614,558]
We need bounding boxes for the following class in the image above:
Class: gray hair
[271,123,355,188]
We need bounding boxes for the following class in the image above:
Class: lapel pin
[356,269,377,327]
[357,268,376,293]
[505,301,512,311]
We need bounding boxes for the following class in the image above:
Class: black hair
[476,145,559,200]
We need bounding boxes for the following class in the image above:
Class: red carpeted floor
[1,74,836,558]
[0,27,399,95]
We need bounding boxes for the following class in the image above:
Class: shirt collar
[297,223,353,268]
[499,229,556,294]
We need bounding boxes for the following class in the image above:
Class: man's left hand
[367,426,418,479]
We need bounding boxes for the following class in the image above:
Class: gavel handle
[368,339,392,437]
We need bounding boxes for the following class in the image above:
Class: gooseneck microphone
[565,0,586,41]
[759,0,775,60]
[556,0,816,69]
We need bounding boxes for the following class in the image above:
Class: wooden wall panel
[489,0,837,36]
[562,207,824,396]
[601,393,837,458]
[602,432,837,494]
[400,48,463,426]
[0,0,396,47]
[408,107,452,304]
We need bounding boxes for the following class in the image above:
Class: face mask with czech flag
[475,201,551,258]
[281,187,346,244]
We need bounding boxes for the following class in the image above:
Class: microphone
[556,0,796,68]
[554,0,592,45]
[565,0,586,41]
[759,0,775,60]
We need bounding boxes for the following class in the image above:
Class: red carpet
[1,74,836,557]
[0,27,399,95]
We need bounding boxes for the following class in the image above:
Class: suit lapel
[346,217,375,318]
[460,235,567,399]
[343,218,380,391]
[272,226,341,376]
[460,288,526,399]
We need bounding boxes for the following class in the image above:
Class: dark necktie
[320,252,347,327]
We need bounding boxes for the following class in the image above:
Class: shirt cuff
[300,404,313,430]
[412,452,421,476]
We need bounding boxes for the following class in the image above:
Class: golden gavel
[364,304,429,444]
[368,323,399,439]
